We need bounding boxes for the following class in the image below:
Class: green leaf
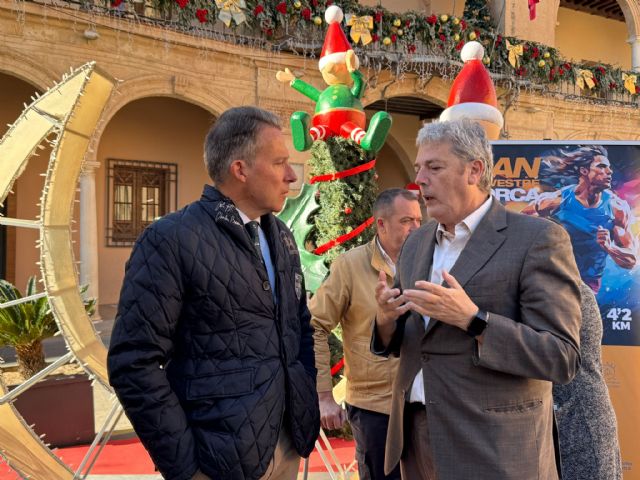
[277,183,328,293]
[278,182,319,247]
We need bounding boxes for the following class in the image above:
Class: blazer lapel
[404,223,437,337]
[408,222,438,287]
[448,198,507,288]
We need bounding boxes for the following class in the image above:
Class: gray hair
[373,188,419,219]
[204,106,281,184]
[416,119,494,192]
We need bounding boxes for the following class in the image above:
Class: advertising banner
[492,141,640,477]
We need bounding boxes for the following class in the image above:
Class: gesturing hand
[375,270,409,327]
[403,271,478,331]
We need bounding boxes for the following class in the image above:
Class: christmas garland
[106,0,639,102]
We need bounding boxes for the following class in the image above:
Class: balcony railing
[22,0,640,108]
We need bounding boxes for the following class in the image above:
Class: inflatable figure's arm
[345,50,365,99]
[350,70,365,99]
[276,68,321,102]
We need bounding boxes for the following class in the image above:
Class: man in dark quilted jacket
[107,106,321,480]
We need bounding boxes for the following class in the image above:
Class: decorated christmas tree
[277,5,389,292]
[462,0,494,31]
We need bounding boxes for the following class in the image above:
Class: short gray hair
[416,119,494,192]
[373,188,419,219]
[204,106,281,184]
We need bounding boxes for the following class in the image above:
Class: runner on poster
[491,142,640,346]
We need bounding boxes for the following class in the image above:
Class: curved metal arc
[0,62,116,480]
[39,64,116,390]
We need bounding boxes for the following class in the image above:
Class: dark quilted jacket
[107,185,320,480]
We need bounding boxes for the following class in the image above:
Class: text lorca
[491,156,542,202]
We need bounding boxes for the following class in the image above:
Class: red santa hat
[319,6,359,71]
[439,41,503,139]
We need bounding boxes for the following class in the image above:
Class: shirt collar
[236,208,260,225]
[375,236,396,272]
[436,195,493,245]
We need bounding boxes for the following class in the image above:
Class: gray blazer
[374,199,582,480]
[553,283,622,480]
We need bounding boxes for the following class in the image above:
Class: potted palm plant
[0,276,97,447]
[0,276,96,378]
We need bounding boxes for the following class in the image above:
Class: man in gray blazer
[373,119,582,479]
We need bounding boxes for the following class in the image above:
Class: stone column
[629,35,640,72]
[79,160,101,321]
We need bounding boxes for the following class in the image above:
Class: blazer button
[262,281,271,291]
[421,353,429,362]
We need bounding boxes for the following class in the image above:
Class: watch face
[467,311,488,337]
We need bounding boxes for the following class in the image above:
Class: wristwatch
[466,310,489,338]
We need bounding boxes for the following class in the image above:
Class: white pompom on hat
[439,41,503,137]
[319,5,360,71]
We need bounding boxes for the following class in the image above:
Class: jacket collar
[370,236,395,280]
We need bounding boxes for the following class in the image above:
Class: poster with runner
[492,141,640,477]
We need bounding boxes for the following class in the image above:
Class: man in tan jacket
[309,188,422,480]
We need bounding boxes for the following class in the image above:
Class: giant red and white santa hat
[319,5,359,71]
[439,41,503,140]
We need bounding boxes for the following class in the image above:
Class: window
[106,159,177,246]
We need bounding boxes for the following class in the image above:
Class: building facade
[1,0,639,307]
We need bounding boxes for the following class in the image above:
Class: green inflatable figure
[276,5,391,155]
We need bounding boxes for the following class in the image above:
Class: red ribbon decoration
[309,159,377,184]
[330,358,345,376]
[313,216,375,255]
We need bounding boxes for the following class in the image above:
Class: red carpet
[0,436,355,478]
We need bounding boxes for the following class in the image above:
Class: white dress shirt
[376,236,396,275]
[408,196,493,404]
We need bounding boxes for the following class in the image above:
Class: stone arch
[617,0,640,38]
[87,74,232,165]
[362,74,449,111]
[0,49,59,92]
[384,133,415,181]
[548,0,640,67]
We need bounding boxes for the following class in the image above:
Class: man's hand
[374,271,409,346]
[403,271,478,331]
[318,391,346,431]
[345,50,357,73]
[596,226,612,251]
[276,68,296,83]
